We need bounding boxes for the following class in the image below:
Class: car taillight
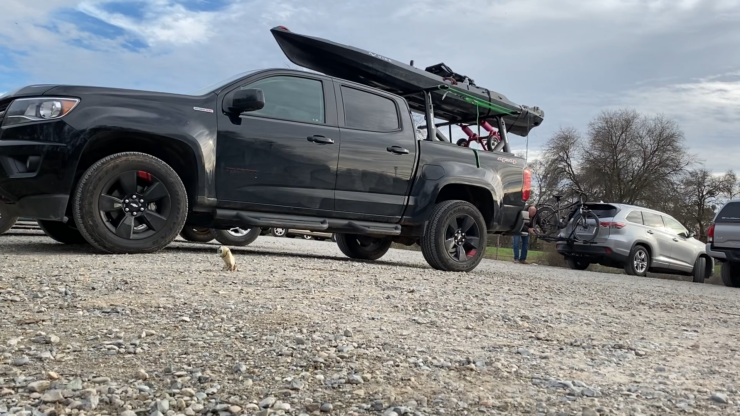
[708,223,715,242]
[522,168,532,202]
[600,222,626,229]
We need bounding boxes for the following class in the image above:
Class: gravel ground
[2,233,740,416]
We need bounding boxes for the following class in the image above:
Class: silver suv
[706,199,740,288]
[556,203,713,281]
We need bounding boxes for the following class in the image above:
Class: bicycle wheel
[571,210,600,243]
[531,205,559,239]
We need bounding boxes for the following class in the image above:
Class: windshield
[188,70,261,96]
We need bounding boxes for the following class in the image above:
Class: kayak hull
[270,27,544,137]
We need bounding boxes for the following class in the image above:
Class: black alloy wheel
[73,152,187,254]
[98,170,172,241]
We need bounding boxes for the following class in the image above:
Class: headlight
[2,97,80,127]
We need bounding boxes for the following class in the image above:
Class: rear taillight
[708,223,715,243]
[600,222,626,229]
[522,168,532,202]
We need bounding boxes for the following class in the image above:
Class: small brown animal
[217,246,237,271]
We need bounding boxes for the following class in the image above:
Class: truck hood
[1,85,60,100]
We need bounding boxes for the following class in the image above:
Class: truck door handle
[647,230,654,234]
[307,135,334,144]
[387,146,409,155]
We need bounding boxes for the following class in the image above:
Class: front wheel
[721,261,740,288]
[336,234,392,261]
[73,152,188,254]
[179,227,216,243]
[421,200,487,272]
[531,205,558,239]
[624,245,650,277]
[565,257,590,271]
[692,256,708,284]
[37,220,88,245]
[271,228,287,237]
[214,227,260,246]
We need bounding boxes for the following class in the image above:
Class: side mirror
[689,231,696,239]
[225,88,265,114]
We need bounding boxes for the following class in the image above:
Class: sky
[1,0,739,172]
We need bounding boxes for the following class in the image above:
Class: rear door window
[626,210,644,225]
[716,202,740,223]
[642,212,665,229]
[341,86,400,132]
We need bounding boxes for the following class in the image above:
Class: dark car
[0,28,543,272]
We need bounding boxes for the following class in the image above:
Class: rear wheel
[624,245,650,277]
[73,152,188,254]
[571,211,600,243]
[302,234,313,240]
[37,219,88,245]
[336,234,392,261]
[692,256,708,284]
[421,200,487,272]
[214,227,260,246]
[179,227,216,243]
[565,257,590,271]
[721,261,740,288]
[0,205,18,235]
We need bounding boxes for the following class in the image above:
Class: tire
[331,234,337,242]
[420,200,487,272]
[531,205,558,239]
[692,256,708,284]
[565,257,590,271]
[302,234,313,240]
[272,228,287,237]
[624,245,650,277]
[0,205,18,235]
[73,152,188,254]
[214,227,260,246]
[721,261,740,288]
[179,227,217,243]
[37,220,88,245]
[336,233,393,261]
[571,211,600,243]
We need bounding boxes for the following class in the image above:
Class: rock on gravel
[2,235,740,416]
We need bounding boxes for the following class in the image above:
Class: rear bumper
[706,243,740,262]
[556,241,629,265]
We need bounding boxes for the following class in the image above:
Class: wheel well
[633,242,652,259]
[435,184,494,226]
[74,132,199,210]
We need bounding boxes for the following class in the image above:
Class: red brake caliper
[137,171,152,183]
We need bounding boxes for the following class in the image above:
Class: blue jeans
[513,234,529,261]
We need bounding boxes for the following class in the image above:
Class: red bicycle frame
[456,120,501,151]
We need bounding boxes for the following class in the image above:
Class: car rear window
[585,204,618,218]
[716,202,740,223]
[626,210,643,225]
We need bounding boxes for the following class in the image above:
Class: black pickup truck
[0,28,543,272]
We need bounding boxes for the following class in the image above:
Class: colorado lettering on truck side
[0,27,544,272]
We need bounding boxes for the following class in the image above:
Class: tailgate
[713,202,740,250]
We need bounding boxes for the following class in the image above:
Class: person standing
[513,205,537,264]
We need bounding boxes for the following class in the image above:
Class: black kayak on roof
[270,26,544,137]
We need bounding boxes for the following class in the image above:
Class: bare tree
[536,109,690,209]
[676,169,737,238]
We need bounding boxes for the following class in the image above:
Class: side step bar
[214,209,403,236]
